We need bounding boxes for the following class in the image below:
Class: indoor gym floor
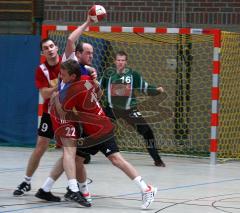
[0,147,240,213]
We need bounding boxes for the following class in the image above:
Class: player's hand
[86,66,97,80]
[86,13,92,24]
[90,68,97,80]
[157,86,164,93]
[52,91,59,98]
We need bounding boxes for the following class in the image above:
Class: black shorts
[38,112,54,139]
[76,136,119,158]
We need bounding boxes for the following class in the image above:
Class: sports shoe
[154,159,166,167]
[13,182,31,196]
[82,192,92,203]
[141,185,157,209]
[64,188,91,207]
[35,188,61,202]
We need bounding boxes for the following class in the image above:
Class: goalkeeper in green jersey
[100,50,165,167]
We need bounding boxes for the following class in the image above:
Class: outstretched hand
[87,12,93,23]
[157,86,164,93]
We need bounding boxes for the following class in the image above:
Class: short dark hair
[115,50,128,60]
[61,59,81,80]
[75,42,84,53]
[40,38,56,50]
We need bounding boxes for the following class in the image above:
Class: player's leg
[58,123,91,201]
[61,137,77,185]
[108,152,139,178]
[103,105,119,121]
[61,137,91,207]
[13,136,50,196]
[83,154,91,164]
[136,123,165,167]
[35,157,63,202]
[123,109,165,167]
[13,113,53,196]
[34,120,91,204]
[25,136,50,177]
[76,156,87,183]
[109,152,158,209]
[35,155,90,202]
[100,137,157,209]
[76,147,99,203]
[75,155,92,202]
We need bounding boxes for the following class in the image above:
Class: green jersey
[100,67,159,110]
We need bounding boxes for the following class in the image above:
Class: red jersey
[60,79,114,143]
[35,57,61,113]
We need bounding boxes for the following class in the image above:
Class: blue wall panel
[0,35,40,146]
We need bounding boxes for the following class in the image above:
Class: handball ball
[88,5,107,23]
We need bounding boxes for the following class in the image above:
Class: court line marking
[1,178,240,212]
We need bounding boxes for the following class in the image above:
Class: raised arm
[64,16,92,59]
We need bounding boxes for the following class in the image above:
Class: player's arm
[84,65,102,99]
[85,65,97,80]
[87,68,103,99]
[134,71,162,96]
[64,16,92,59]
[35,67,58,100]
[39,86,58,100]
[147,84,165,96]
[93,80,103,100]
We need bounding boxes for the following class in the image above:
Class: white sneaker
[82,192,92,203]
[141,185,157,209]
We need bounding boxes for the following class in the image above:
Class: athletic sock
[78,181,89,194]
[68,179,79,192]
[24,176,31,184]
[133,176,148,192]
[41,177,55,192]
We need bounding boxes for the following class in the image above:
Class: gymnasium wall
[0,35,40,146]
[43,0,240,32]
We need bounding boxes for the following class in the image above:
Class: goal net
[219,31,240,160]
[42,25,221,160]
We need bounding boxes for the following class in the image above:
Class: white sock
[133,176,148,192]
[41,177,55,192]
[78,181,89,194]
[24,176,31,184]
[68,179,79,192]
